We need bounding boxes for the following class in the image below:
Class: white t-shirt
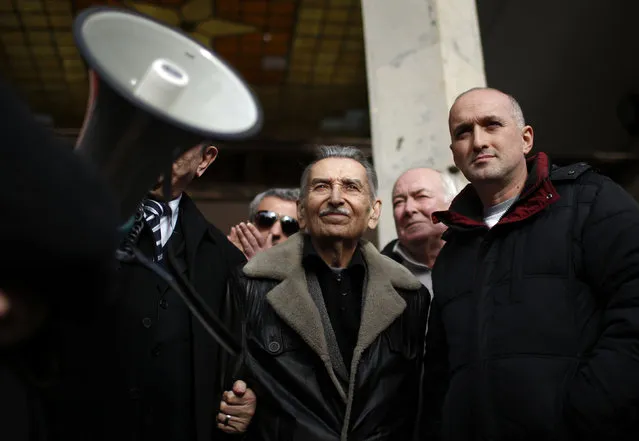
[484,196,517,228]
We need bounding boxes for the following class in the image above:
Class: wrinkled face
[449,89,533,184]
[254,196,298,245]
[298,157,381,241]
[150,144,218,200]
[392,169,449,246]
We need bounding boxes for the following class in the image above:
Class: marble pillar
[361,0,487,247]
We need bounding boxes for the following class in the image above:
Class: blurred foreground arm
[0,75,119,344]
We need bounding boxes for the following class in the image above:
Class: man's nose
[404,197,418,215]
[270,220,283,239]
[472,126,489,151]
[329,186,345,204]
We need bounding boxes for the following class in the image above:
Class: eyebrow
[310,177,363,186]
[452,115,505,136]
[393,187,431,199]
[341,178,363,187]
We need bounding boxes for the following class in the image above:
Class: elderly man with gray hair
[382,168,460,294]
[228,188,300,259]
[228,145,430,440]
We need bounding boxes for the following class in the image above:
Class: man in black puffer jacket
[424,87,639,441]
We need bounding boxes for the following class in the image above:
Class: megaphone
[72,6,262,224]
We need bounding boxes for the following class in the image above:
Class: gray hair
[394,167,461,204]
[455,87,526,129]
[299,145,378,202]
[439,172,461,203]
[248,188,300,220]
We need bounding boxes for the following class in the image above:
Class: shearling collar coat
[233,233,430,441]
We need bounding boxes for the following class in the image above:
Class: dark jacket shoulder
[380,239,402,263]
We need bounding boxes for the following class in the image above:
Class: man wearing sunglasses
[228,188,300,259]
[228,146,430,440]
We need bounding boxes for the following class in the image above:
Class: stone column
[361,0,487,247]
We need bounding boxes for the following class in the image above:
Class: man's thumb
[233,380,247,397]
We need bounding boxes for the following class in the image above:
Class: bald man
[382,168,459,294]
[423,87,639,440]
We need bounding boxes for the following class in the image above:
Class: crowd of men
[2,79,639,441]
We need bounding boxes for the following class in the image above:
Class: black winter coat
[428,153,639,441]
[230,234,429,441]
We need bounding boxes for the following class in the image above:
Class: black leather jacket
[230,234,430,441]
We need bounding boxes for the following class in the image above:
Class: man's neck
[404,236,443,268]
[311,237,358,268]
[476,164,527,208]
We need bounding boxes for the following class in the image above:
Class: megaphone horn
[72,6,263,223]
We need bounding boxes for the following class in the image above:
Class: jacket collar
[434,152,560,230]
[178,193,216,269]
[243,232,421,386]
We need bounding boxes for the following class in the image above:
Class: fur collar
[244,232,421,291]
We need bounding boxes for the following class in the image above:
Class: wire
[115,212,241,357]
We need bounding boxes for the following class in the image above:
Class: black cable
[115,210,241,357]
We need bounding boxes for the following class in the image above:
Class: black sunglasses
[254,211,300,237]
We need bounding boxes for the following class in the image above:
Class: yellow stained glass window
[326,9,349,22]
[35,57,60,67]
[329,0,352,7]
[5,45,31,57]
[49,14,73,27]
[298,8,323,21]
[320,39,340,52]
[53,31,74,45]
[1,32,26,44]
[39,71,65,80]
[288,70,311,84]
[22,14,48,27]
[57,46,79,56]
[0,14,21,27]
[293,37,316,50]
[316,52,339,64]
[323,24,345,37]
[32,47,56,56]
[297,20,321,36]
[28,32,52,44]
[289,50,314,63]
[44,1,72,13]
[342,40,362,51]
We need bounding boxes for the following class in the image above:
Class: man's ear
[196,145,218,177]
[296,199,306,229]
[367,199,382,230]
[522,125,534,155]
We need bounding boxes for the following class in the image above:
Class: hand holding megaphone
[71,7,262,356]
[72,6,262,224]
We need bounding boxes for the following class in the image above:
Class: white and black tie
[142,199,171,263]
